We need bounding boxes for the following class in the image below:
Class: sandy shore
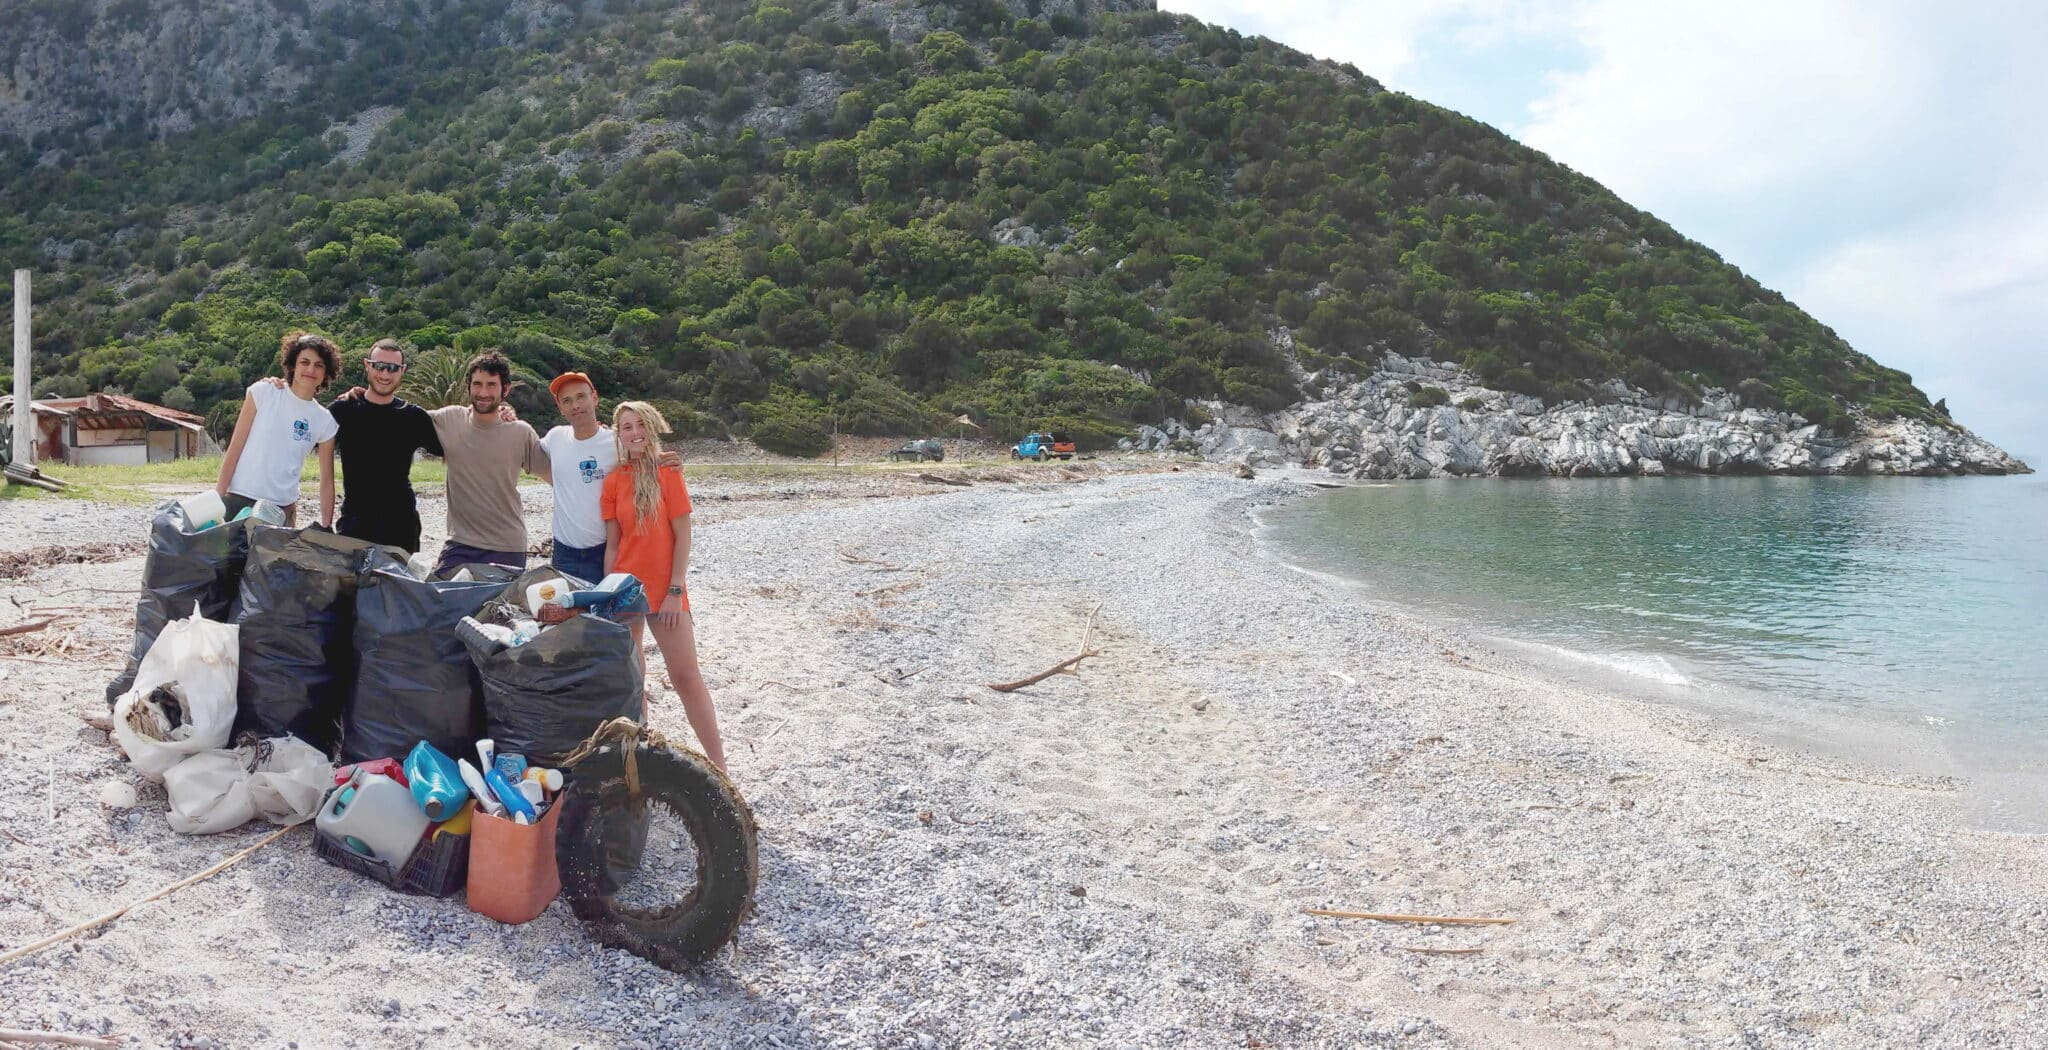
[2,462,2044,1048]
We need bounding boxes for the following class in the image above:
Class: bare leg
[645,610,725,773]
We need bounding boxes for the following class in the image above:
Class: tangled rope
[559,717,672,815]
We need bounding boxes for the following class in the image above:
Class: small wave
[1526,642,1695,687]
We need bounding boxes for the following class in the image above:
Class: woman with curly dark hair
[214,331,341,526]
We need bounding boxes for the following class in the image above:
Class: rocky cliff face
[0,0,1157,143]
[1128,355,2031,478]
[0,0,597,142]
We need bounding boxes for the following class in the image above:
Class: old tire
[557,743,758,969]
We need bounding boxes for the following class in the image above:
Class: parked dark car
[886,439,945,462]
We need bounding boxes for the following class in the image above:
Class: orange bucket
[466,800,562,924]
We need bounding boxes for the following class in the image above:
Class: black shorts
[337,506,423,555]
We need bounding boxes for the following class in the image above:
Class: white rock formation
[1122,355,2031,478]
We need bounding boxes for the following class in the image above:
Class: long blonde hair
[612,401,674,530]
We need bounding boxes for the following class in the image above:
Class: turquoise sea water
[1257,474,2048,781]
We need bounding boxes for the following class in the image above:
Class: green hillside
[0,0,1944,453]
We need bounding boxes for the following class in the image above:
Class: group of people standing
[212,331,725,771]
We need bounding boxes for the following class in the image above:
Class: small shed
[0,393,218,466]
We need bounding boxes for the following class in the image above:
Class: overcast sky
[1159,0,2046,460]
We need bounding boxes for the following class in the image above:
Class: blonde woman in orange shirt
[601,401,726,772]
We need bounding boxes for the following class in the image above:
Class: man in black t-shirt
[329,338,443,553]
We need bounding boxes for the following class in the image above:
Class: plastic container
[315,770,431,871]
[524,577,568,616]
[466,796,563,924]
[493,752,528,783]
[404,741,471,822]
[232,500,288,527]
[459,758,504,817]
[178,490,226,532]
[486,767,537,822]
[314,816,471,898]
[334,757,407,788]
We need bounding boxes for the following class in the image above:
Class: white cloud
[1157,1,1544,84]
[1788,198,2048,457]
[1516,0,1934,204]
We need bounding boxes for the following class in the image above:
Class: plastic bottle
[492,752,527,783]
[458,759,505,818]
[177,490,225,532]
[486,767,537,823]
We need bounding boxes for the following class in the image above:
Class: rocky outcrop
[1,0,1159,143]
[0,0,589,142]
[1125,355,2031,478]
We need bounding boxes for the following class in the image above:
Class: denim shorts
[551,540,607,585]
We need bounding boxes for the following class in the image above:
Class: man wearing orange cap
[541,371,637,583]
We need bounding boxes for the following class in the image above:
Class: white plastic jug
[177,490,226,531]
[524,576,568,615]
[316,770,429,870]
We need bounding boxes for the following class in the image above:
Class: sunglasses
[367,361,405,374]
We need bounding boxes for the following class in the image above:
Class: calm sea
[1256,473,2048,827]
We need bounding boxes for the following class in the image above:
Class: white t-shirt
[541,425,617,548]
[227,381,338,506]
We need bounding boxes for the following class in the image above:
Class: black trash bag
[231,525,382,753]
[340,552,502,764]
[461,566,642,765]
[431,561,521,585]
[106,506,249,707]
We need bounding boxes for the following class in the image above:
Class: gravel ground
[1,465,2044,1048]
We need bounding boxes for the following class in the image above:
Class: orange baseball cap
[549,371,597,398]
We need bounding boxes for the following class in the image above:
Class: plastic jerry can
[466,796,563,924]
[316,770,431,871]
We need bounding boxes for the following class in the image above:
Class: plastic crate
[314,821,471,898]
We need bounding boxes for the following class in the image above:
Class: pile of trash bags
[104,501,757,965]
[106,507,649,838]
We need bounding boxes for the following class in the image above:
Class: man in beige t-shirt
[428,350,552,575]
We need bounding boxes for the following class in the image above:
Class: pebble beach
[2,460,2045,1048]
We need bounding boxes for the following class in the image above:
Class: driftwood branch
[1303,908,1516,926]
[836,545,904,571]
[0,824,299,969]
[1401,946,1485,955]
[987,604,1103,693]
[915,472,971,487]
[0,1031,120,1049]
[0,618,64,639]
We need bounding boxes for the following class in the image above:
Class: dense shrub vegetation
[0,0,1945,452]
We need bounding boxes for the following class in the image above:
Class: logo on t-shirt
[293,419,311,442]
[579,457,604,484]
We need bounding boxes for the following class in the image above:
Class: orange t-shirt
[600,464,693,613]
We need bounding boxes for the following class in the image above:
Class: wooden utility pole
[11,269,28,465]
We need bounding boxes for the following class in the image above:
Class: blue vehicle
[1010,430,1075,461]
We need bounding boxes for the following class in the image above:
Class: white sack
[248,736,332,825]
[112,611,238,778]
[164,749,255,834]
[165,735,333,835]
